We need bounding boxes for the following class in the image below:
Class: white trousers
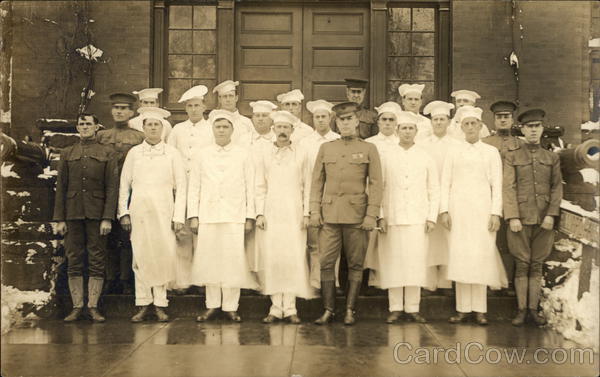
[206,285,241,312]
[455,282,487,313]
[269,293,297,318]
[135,274,168,307]
[388,286,421,313]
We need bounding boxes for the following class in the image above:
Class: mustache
[277,133,287,137]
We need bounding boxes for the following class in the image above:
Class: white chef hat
[208,109,235,125]
[396,111,421,125]
[306,99,334,114]
[375,101,403,117]
[277,89,304,104]
[423,100,455,117]
[398,84,425,97]
[249,100,278,113]
[133,88,163,101]
[269,110,297,125]
[450,90,481,103]
[212,80,239,95]
[456,105,483,122]
[178,85,208,103]
[137,107,171,121]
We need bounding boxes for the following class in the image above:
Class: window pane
[388,8,411,31]
[412,33,434,56]
[168,79,192,104]
[193,31,217,54]
[387,57,411,80]
[412,57,435,80]
[193,6,217,29]
[388,32,410,56]
[193,79,217,108]
[412,8,434,31]
[417,82,435,104]
[169,6,192,29]
[169,30,192,54]
[193,55,216,78]
[168,55,192,78]
[386,80,403,102]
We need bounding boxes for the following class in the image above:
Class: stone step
[54,293,518,321]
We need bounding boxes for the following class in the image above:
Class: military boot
[512,277,528,326]
[343,280,361,326]
[314,280,336,325]
[528,277,546,326]
[65,276,84,322]
[87,277,106,323]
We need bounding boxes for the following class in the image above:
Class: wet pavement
[2,318,598,377]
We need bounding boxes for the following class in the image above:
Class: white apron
[446,148,508,289]
[129,153,177,287]
[255,150,313,298]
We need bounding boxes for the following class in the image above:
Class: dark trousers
[319,223,367,283]
[507,224,555,279]
[65,220,106,278]
[497,220,515,283]
[105,221,133,282]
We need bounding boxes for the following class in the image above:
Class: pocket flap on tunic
[92,191,105,199]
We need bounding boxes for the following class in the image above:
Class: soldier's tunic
[97,124,145,285]
[420,134,460,288]
[332,107,378,139]
[255,143,314,317]
[440,140,508,313]
[310,136,383,283]
[53,137,119,278]
[166,118,213,289]
[188,142,258,312]
[298,130,340,288]
[503,143,562,279]
[129,115,172,141]
[118,141,187,307]
[366,144,439,312]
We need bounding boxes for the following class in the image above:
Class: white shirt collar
[214,141,234,152]
[141,140,166,154]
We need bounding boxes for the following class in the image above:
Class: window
[166,4,218,109]
[387,7,437,103]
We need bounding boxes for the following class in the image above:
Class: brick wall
[9,1,151,141]
[452,0,592,144]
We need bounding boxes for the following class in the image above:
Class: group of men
[53,77,562,327]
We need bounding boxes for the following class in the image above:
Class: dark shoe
[64,307,83,322]
[88,308,106,323]
[131,306,149,323]
[448,312,470,324]
[155,306,169,322]
[386,311,402,324]
[224,311,242,322]
[512,309,527,326]
[196,308,219,322]
[407,312,427,323]
[262,314,278,324]
[475,313,488,326]
[287,314,301,324]
[343,309,356,326]
[314,310,335,325]
[122,281,134,295]
[529,309,546,326]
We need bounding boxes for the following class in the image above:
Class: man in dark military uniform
[331,79,378,139]
[503,109,563,327]
[53,113,119,322]
[310,102,383,326]
[97,93,145,294]
[483,100,525,288]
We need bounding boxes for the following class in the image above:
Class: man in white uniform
[118,107,187,323]
[166,85,211,292]
[255,110,314,324]
[277,89,314,143]
[421,100,460,290]
[439,105,508,326]
[128,88,173,141]
[298,100,341,290]
[249,100,277,148]
[447,90,491,140]
[212,80,253,146]
[368,111,439,324]
[188,110,258,323]
[365,101,402,157]
[397,84,433,143]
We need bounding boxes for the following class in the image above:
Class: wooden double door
[235,4,370,120]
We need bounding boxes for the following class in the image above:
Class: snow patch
[1,163,20,178]
[579,168,599,185]
[1,285,51,334]
[580,121,599,131]
[6,190,31,197]
[25,249,37,264]
[560,200,599,221]
[37,166,57,179]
